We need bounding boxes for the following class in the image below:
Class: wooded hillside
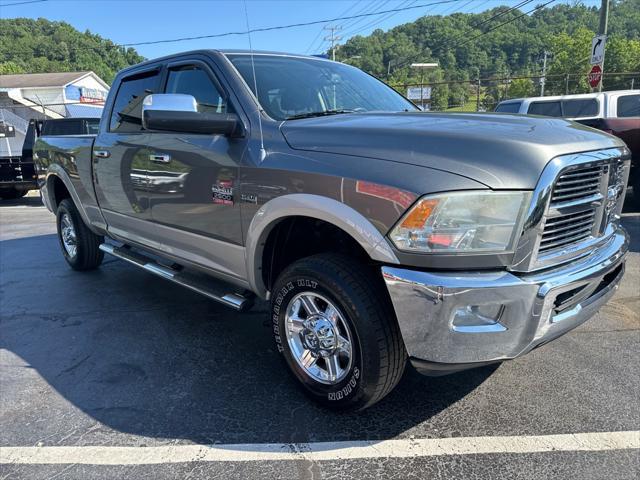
[0,18,144,84]
[338,0,640,107]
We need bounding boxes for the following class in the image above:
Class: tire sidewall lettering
[271,275,362,403]
[327,366,360,401]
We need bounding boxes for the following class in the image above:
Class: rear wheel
[56,198,104,270]
[271,254,407,411]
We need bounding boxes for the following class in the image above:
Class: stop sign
[588,65,602,88]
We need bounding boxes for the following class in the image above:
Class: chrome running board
[99,243,253,312]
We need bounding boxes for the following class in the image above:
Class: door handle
[94,150,110,158]
[149,154,171,163]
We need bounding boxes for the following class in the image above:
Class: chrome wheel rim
[284,292,353,385]
[60,213,78,258]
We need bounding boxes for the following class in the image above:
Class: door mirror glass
[142,94,240,136]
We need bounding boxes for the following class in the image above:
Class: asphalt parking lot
[0,194,639,479]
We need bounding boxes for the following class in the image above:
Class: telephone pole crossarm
[324,25,343,61]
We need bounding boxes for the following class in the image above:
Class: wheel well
[49,176,70,210]
[261,217,373,291]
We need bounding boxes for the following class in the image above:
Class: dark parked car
[34,50,630,410]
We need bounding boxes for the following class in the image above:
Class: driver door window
[165,66,228,114]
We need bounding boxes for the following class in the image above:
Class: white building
[0,71,109,157]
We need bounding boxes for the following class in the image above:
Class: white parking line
[1,431,638,465]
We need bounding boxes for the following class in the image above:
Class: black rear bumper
[0,157,37,190]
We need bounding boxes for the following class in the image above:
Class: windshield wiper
[285,109,356,120]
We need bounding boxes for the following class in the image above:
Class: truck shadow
[621,213,639,252]
[1,233,495,445]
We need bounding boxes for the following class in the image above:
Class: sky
[0,0,602,60]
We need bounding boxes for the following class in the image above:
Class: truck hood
[280,112,625,189]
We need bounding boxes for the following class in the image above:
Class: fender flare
[44,166,95,230]
[245,193,400,298]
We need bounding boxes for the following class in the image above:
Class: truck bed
[34,135,102,221]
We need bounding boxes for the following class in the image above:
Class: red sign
[588,65,602,88]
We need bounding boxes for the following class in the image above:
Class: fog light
[452,305,506,333]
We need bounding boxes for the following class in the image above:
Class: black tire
[0,189,27,200]
[56,198,104,271]
[271,253,407,411]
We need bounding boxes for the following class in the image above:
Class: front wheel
[56,198,104,270]
[271,254,407,411]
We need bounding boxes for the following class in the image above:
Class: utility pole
[324,25,342,61]
[540,51,549,96]
[387,59,395,78]
[476,75,481,112]
[597,0,609,92]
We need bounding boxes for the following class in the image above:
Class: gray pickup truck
[34,50,631,411]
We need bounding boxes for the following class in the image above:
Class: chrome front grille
[550,165,603,203]
[539,210,596,254]
[510,147,630,273]
[539,162,606,255]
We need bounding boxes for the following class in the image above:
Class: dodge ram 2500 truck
[34,50,631,411]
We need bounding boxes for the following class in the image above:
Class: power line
[438,0,472,16]
[387,1,534,75]
[0,0,47,6]
[339,0,392,34]
[305,0,363,54]
[341,0,417,38]
[303,29,326,55]
[0,0,463,60]
[466,0,534,30]
[339,0,389,32]
[429,0,535,52]
[116,0,463,47]
[452,0,557,48]
[388,0,546,75]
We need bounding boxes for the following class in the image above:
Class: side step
[99,243,254,312]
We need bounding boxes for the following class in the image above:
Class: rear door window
[495,102,522,113]
[528,101,562,117]
[617,94,640,118]
[165,65,228,114]
[110,69,161,132]
[562,99,598,118]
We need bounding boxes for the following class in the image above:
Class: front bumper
[382,228,628,375]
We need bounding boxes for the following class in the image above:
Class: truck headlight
[389,191,530,254]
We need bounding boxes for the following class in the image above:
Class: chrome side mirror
[142,93,198,130]
[142,93,240,136]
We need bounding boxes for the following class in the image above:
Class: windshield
[226,54,416,120]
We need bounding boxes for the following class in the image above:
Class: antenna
[243,0,266,162]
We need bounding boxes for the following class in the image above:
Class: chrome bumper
[382,228,628,374]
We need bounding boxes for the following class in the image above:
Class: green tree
[0,18,144,84]
[336,0,639,97]
[508,77,535,99]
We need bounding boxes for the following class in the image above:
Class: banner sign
[79,87,107,104]
[407,87,432,101]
